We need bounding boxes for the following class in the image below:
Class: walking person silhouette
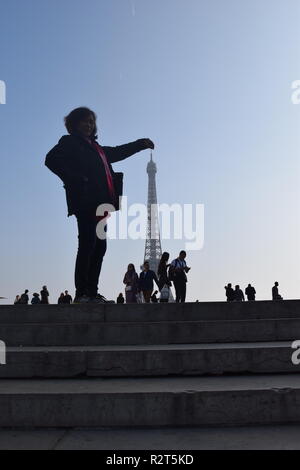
[123,264,139,304]
[138,261,159,303]
[157,252,172,291]
[45,107,154,303]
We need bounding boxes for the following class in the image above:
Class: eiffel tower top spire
[147,151,157,174]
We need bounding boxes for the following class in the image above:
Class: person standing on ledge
[224,283,235,302]
[40,285,49,304]
[245,283,256,301]
[62,290,73,304]
[116,293,125,304]
[169,251,191,303]
[234,285,245,302]
[45,107,154,304]
[138,261,159,303]
[58,293,65,304]
[19,289,29,305]
[123,263,139,304]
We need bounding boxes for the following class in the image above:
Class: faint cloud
[291,80,300,105]
[129,0,136,17]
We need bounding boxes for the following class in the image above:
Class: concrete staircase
[0,300,299,427]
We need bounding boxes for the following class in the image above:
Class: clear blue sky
[0,0,299,303]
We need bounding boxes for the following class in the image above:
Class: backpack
[20,293,28,304]
[168,260,178,281]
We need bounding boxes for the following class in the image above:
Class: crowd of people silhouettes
[13,277,284,305]
[224,282,283,302]
[122,250,191,304]
[14,287,72,305]
[12,251,192,305]
[14,286,50,305]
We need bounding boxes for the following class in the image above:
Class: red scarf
[85,138,115,221]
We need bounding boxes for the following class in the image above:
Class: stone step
[3,299,300,324]
[0,317,300,346]
[0,341,298,378]
[1,374,300,427]
[3,424,300,450]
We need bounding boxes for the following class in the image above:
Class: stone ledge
[0,342,298,378]
[0,374,300,427]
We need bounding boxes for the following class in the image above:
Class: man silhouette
[20,290,29,305]
[224,283,235,302]
[138,261,159,303]
[170,251,191,303]
[63,290,72,304]
[245,284,256,301]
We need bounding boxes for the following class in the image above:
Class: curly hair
[64,107,98,139]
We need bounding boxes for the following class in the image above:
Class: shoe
[89,294,115,304]
[73,295,90,304]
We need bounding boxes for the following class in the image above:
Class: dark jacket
[234,289,245,301]
[138,270,159,292]
[157,262,171,290]
[45,134,149,216]
[245,286,256,300]
[123,271,139,294]
[225,286,235,302]
[62,294,72,304]
[20,293,29,304]
[40,289,49,304]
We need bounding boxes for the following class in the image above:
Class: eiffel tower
[143,153,174,302]
[144,152,162,274]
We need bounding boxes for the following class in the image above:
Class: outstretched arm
[103,138,154,164]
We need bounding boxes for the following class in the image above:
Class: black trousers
[173,278,187,303]
[74,208,107,297]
